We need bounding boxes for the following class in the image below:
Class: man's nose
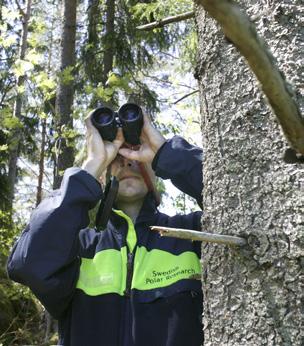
[118,156,134,168]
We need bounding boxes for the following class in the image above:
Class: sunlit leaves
[0,145,8,152]
[0,35,17,48]
[106,72,132,93]
[59,66,75,85]
[26,49,42,65]
[1,6,20,21]
[33,72,56,99]
[2,115,23,131]
[131,0,193,22]
[12,59,35,77]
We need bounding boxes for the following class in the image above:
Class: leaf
[27,50,42,65]
[17,85,25,94]
[3,116,22,130]
[35,72,56,91]
[27,36,39,48]
[106,73,120,87]
[59,66,75,85]
[106,73,132,93]
[104,87,114,97]
[0,35,17,48]
[0,145,8,151]
[13,59,34,77]
[38,112,47,120]
[2,6,20,21]
[95,86,106,99]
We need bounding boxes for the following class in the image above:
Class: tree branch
[196,0,304,155]
[136,11,194,31]
[15,0,26,18]
[150,226,247,247]
[173,90,199,104]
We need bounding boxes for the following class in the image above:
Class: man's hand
[82,114,124,179]
[118,114,165,164]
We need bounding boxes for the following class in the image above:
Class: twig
[173,90,199,104]
[15,0,26,18]
[19,157,52,186]
[150,226,247,246]
[142,73,197,90]
[196,0,304,154]
[136,11,194,31]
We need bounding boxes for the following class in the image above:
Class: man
[7,112,204,346]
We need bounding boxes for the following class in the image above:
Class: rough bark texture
[195,1,303,345]
[197,0,304,155]
[53,0,77,189]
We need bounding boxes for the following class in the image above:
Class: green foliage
[131,0,192,21]
[1,6,20,21]
[0,254,44,346]
[12,59,35,78]
[172,193,198,214]
[0,0,201,341]
[59,66,75,85]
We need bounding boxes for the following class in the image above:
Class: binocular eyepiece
[90,103,143,146]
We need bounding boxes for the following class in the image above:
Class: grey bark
[195,1,303,345]
[53,0,77,189]
[196,0,304,156]
[7,0,32,208]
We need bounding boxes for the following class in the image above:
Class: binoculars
[90,103,143,146]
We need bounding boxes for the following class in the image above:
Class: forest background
[1,0,200,344]
[1,0,303,345]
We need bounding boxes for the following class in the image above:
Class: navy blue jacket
[7,136,203,346]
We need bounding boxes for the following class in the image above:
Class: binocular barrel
[90,103,143,146]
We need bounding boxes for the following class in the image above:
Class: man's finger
[85,113,94,129]
[142,114,154,132]
[114,128,124,143]
[118,148,141,161]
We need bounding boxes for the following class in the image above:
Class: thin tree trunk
[102,0,115,86]
[53,0,77,189]
[86,0,102,85]
[7,0,32,208]
[195,1,303,345]
[36,118,46,206]
[36,10,55,206]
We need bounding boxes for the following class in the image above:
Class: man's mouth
[119,175,141,182]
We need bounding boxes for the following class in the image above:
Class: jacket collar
[109,192,159,230]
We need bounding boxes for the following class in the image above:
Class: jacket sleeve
[152,136,203,207]
[7,167,102,318]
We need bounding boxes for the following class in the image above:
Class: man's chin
[116,189,148,202]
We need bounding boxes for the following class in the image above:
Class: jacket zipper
[124,251,134,297]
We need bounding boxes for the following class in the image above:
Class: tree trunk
[85,0,102,85]
[36,118,46,206]
[36,11,55,206]
[195,1,303,345]
[53,0,77,189]
[102,0,115,86]
[7,0,32,208]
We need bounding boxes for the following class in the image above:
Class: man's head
[110,155,156,204]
